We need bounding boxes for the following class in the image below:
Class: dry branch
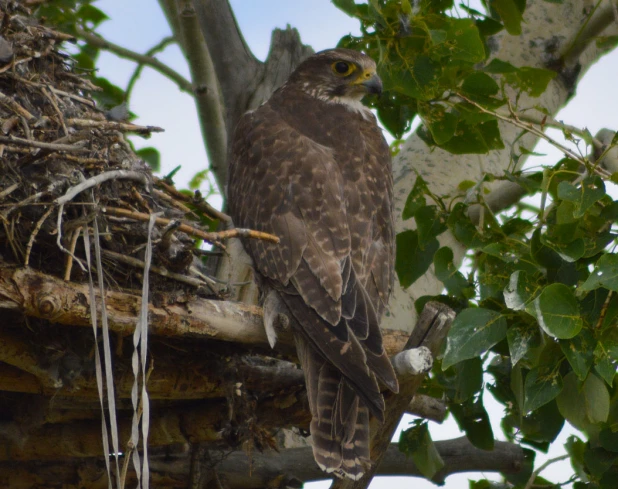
[74,27,193,94]
[101,206,279,245]
[67,118,164,135]
[0,266,409,355]
[0,437,524,487]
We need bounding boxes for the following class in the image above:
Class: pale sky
[92,1,618,488]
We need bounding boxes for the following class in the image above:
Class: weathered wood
[0,266,409,355]
[0,437,524,487]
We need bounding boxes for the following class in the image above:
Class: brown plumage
[227,48,398,480]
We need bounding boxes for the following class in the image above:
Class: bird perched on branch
[227,48,398,480]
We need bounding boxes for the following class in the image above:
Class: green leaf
[584,448,618,478]
[332,0,357,16]
[402,176,428,220]
[516,400,565,446]
[542,236,585,263]
[416,206,447,245]
[483,58,518,73]
[593,342,617,386]
[461,72,500,97]
[376,93,416,138]
[136,147,161,172]
[524,367,563,413]
[445,19,485,62]
[448,203,486,248]
[443,308,507,369]
[476,17,504,37]
[450,394,495,450]
[504,270,541,311]
[398,422,445,479]
[557,176,606,218]
[557,372,590,430]
[566,435,588,481]
[423,106,458,144]
[507,67,557,97]
[580,253,618,293]
[527,283,583,339]
[77,4,109,27]
[395,230,439,289]
[434,247,475,299]
[439,120,504,154]
[439,357,483,403]
[559,329,595,380]
[599,428,618,452]
[583,374,610,423]
[490,0,523,35]
[508,321,540,365]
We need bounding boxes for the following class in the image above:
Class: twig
[154,177,231,222]
[102,206,278,246]
[0,57,33,75]
[102,249,219,293]
[50,87,96,108]
[63,228,82,281]
[41,86,68,136]
[67,118,164,135]
[0,134,88,152]
[0,91,35,119]
[24,205,54,267]
[456,93,612,178]
[75,27,193,94]
[0,182,19,200]
[513,111,603,150]
[55,170,150,205]
[152,188,196,217]
[523,454,570,489]
[595,290,613,329]
[125,36,176,100]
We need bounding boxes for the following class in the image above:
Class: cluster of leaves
[333,1,618,487]
[335,0,554,153]
[397,146,618,487]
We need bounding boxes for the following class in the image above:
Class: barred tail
[296,336,372,480]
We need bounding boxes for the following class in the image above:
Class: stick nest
[0,3,295,485]
[0,1,228,296]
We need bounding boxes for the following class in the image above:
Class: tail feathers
[308,358,372,480]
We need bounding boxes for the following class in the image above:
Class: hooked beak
[361,72,383,95]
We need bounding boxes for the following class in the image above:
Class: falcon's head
[287,48,382,106]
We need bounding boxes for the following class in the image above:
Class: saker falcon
[227,48,399,480]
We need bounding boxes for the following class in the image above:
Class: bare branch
[67,118,164,135]
[407,395,447,424]
[101,206,279,245]
[74,27,193,94]
[0,134,89,152]
[0,436,524,486]
[160,0,228,190]
[190,0,262,136]
[562,3,617,65]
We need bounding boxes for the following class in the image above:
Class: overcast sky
[92,2,618,488]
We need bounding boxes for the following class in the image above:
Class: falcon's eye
[331,61,355,76]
